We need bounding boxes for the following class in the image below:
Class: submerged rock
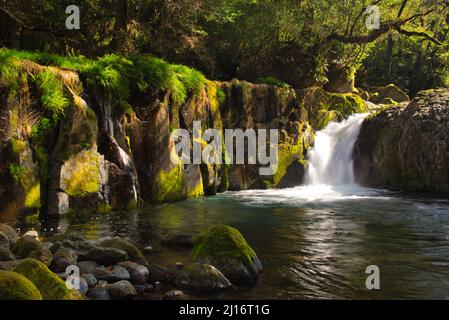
[161,234,193,248]
[175,263,232,293]
[0,270,42,300]
[192,225,262,286]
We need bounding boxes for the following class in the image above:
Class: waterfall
[305,113,368,186]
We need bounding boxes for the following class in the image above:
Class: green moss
[155,164,185,203]
[255,76,291,89]
[25,183,40,209]
[192,225,258,270]
[61,149,100,197]
[100,237,147,265]
[187,180,204,198]
[0,270,42,300]
[8,163,22,184]
[12,236,43,258]
[13,258,83,300]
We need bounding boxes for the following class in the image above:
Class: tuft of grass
[32,71,69,121]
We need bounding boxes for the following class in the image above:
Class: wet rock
[11,235,44,259]
[85,246,128,265]
[192,225,263,286]
[100,237,147,265]
[28,247,52,266]
[23,230,39,239]
[78,276,89,295]
[0,232,10,248]
[134,284,147,295]
[0,225,18,246]
[175,263,232,293]
[78,260,100,274]
[83,273,98,287]
[62,231,86,242]
[87,286,110,300]
[163,290,188,300]
[94,265,130,282]
[0,247,14,261]
[161,234,193,248]
[118,261,149,284]
[108,280,137,300]
[51,247,78,272]
[147,264,174,283]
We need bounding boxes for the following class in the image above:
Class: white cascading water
[305,113,368,186]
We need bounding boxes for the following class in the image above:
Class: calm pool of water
[38,185,449,299]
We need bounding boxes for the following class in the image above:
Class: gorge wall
[0,52,369,222]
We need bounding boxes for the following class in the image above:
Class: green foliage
[255,77,291,89]
[8,164,23,184]
[32,71,69,121]
[0,51,20,89]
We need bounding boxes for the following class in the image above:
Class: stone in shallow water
[161,234,194,248]
[118,261,149,284]
[147,264,174,283]
[107,280,137,300]
[163,290,188,300]
[86,246,128,265]
[83,273,98,287]
[78,261,100,274]
[175,263,232,294]
[50,247,77,272]
[87,286,110,300]
[94,265,130,282]
[100,237,147,265]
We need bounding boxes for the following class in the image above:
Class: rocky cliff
[0,51,368,221]
[354,89,449,193]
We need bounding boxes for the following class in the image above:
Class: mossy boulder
[100,237,147,266]
[0,270,42,300]
[369,84,410,104]
[12,258,83,300]
[11,235,44,258]
[324,64,355,94]
[192,225,262,285]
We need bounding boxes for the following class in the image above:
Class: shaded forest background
[1,0,448,95]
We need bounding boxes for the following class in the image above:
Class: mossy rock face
[0,270,42,300]
[192,225,262,286]
[12,258,83,300]
[100,237,147,266]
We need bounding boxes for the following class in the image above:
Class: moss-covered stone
[12,258,83,300]
[11,235,43,258]
[100,237,147,266]
[0,270,42,300]
[192,225,262,285]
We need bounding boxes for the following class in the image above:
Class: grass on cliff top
[0,49,207,106]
